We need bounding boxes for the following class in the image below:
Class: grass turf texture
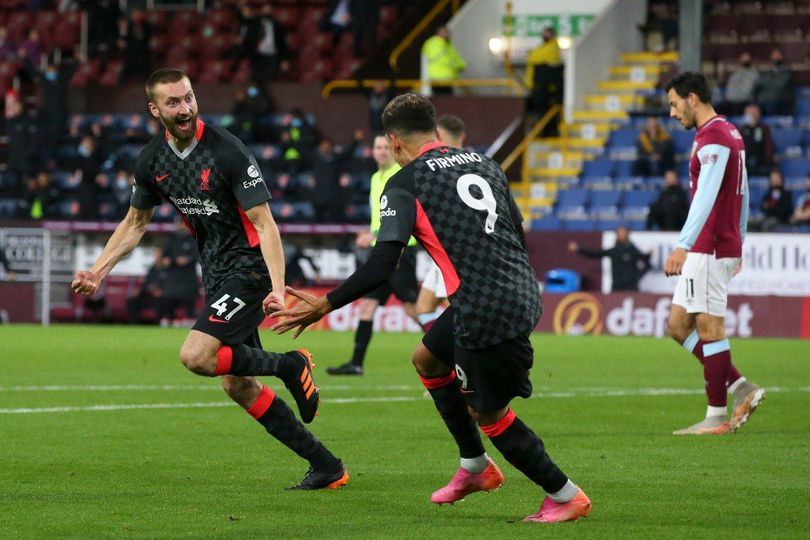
[1,325,809,538]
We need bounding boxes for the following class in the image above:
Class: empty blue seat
[622,190,657,207]
[581,159,614,178]
[781,159,810,177]
[608,128,638,148]
[545,269,581,293]
[0,198,17,218]
[560,219,595,231]
[772,128,803,151]
[556,189,589,208]
[595,219,623,231]
[796,98,810,118]
[614,160,633,177]
[532,215,560,230]
[590,190,622,208]
[672,130,694,153]
[748,176,769,190]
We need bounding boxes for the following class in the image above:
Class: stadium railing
[321,78,525,97]
[388,0,462,72]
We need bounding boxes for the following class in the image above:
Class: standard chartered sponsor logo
[170,196,220,216]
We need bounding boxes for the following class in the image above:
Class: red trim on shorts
[215,346,233,376]
[237,205,261,247]
[419,370,456,390]
[481,409,516,438]
[414,199,460,295]
[247,386,276,419]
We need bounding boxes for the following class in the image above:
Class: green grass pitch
[1,325,809,538]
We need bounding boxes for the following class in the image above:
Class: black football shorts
[454,334,534,413]
[422,305,455,368]
[364,246,419,304]
[192,272,268,348]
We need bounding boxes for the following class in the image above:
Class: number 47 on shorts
[211,294,246,321]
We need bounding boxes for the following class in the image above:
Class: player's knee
[469,406,507,427]
[179,345,216,376]
[411,344,448,377]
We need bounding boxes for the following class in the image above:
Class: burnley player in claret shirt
[664,72,765,435]
[71,68,348,490]
[273,94,591,523]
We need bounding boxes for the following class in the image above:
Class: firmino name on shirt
[426,152,483,171]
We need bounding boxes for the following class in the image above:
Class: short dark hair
[437,114,465,138]
[382,93,436,136]
[665,71,711,103]
[146,68,189,102]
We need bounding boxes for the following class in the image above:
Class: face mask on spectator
[744,113,756,126]
[247,86,258,98]
[78,144,91,157]
[116,177,129,190]
[44,71,57,82]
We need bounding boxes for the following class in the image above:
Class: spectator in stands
[126,250,169,325]
[19,171,58,220]
[230,82,274,143]
[790,176,810,226]
[19,29,43,65]
[81,0,120,59]
[759,169,793,230]
[4,92,37,197]
[160,220,200,324]
[739,103,775,176]
[22,52,80,165]
[632,116,675,176]
[755,49,793,115]
[73,135,104,221]
[568,226,651,291]
[351,0,379,57]
[310,130,364,222]
[646,169,689,231]
[251,4,290,84]
[367,80,392,135]
[0,27,16,62]
[321,0,353,49]
[110,170,134,217]
[525,26,562,136]
[722,52,758,116]
[421,26,466,95]
[118,10,152,84]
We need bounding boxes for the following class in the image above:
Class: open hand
[271,287,331,338]
[71,270,101,295]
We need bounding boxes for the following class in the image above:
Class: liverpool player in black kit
[71,69,348,490]
[273,94,590,522]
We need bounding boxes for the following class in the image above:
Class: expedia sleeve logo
[379,194,396,217]
[552,293,604,336]
[243,165,264,189]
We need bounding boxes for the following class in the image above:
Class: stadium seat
[607,128,638,148]
[614,161,633,177]
[622,190,657,208]
[772,128,804,152]
[672,130,695,154]
[781,159,810,177]
[581,159,614,178]
[556,188,589,209]
[532,215,560,231]
[0,198,17,218]
[590,190,622,209]
[561,219,595,231]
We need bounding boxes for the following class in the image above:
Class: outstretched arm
[245,202,287,315]
[72,206,153,295]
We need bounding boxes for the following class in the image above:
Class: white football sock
[460,454,488,473]
[728,377,747,394]
[549,480,579,503]
[706,405,727,418]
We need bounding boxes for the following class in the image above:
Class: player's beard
[162,110,198,142]
[680,104,697,129]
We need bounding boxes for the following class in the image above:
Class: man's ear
[147,102,160,119]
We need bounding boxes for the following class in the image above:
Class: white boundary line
[1,386,807,415]
[0,384,417,392]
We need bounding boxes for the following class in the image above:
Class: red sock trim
[247,386,276,419]
[419,370,456,390]
[481,408,517,438]
[215,346,233,376]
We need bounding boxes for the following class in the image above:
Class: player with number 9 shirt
[71,68,347,491]
[272,93,590,523]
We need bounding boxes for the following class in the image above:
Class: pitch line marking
[0,386,807,415]
[0,384,417,392]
